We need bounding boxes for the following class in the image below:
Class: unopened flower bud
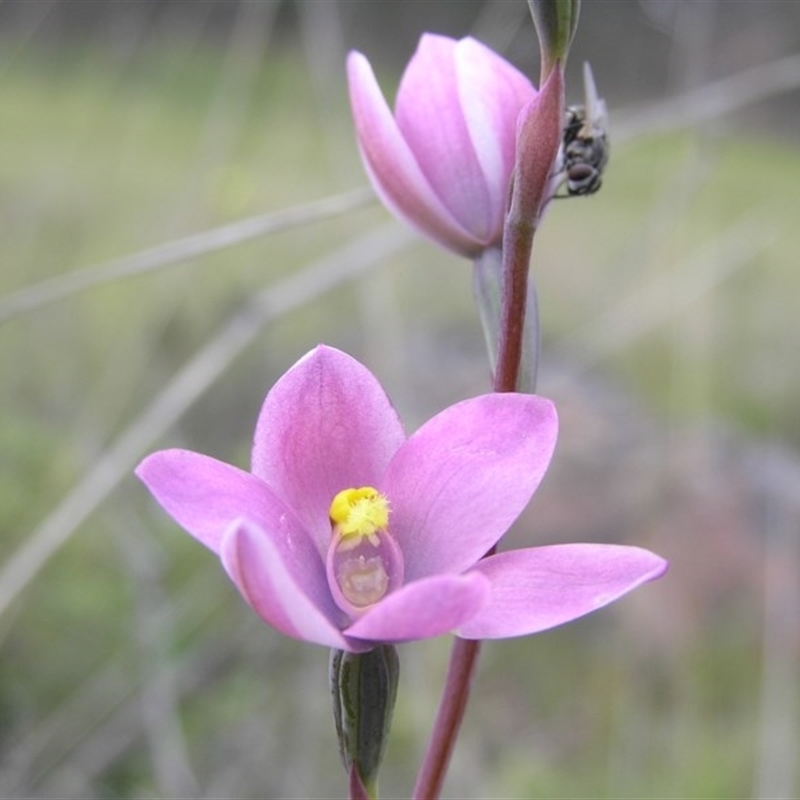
[528,0,580,77]
[329,645,400,798]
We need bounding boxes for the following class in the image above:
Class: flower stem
[412,64,564,800]
[473,247,541,393]
[494,64,563,395]
[411,637,482,800]
[413,216,541,800]
[494,216,536,394]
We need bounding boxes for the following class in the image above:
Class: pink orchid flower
[348,34,537,258]
[136,346,666,653]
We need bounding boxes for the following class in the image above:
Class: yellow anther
[329,486,390,539]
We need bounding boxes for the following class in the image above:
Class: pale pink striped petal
[395,34,494,241]
[454,37,537,235]
[347,51,480,256]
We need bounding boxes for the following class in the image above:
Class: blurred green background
[1,1,799,798]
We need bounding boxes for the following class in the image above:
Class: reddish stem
[494,217,536,393]
[412,215,535,800]
[411,637,481,800]
[412,64,565,800]
[349,763,371,800]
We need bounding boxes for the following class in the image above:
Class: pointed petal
[347,50,481,257]
[136,449,289,555]
[383,393,557,580]
[345,572,489,644]
[251,346,405,556]
[457,544,668,639]
[221,519,368,652]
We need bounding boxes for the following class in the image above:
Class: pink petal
[395,35,494,241]
[250,346,405,557]
[454,38,536,236]
[347,50,481,257]
[382,393,557,580]
[345,572,489,644]
[396,35,535,243]
[221,519,368,652]
[457,544,668,639]
[136,449,290,555]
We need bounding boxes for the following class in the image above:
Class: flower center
[326,486,403,614]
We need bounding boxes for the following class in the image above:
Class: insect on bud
[555,62,609,198]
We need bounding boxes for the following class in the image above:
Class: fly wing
[582,62,608,137]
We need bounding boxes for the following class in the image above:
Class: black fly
[556,63,608,197]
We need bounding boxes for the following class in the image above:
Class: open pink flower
[348,34,537,258]
[136,346,666,653]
